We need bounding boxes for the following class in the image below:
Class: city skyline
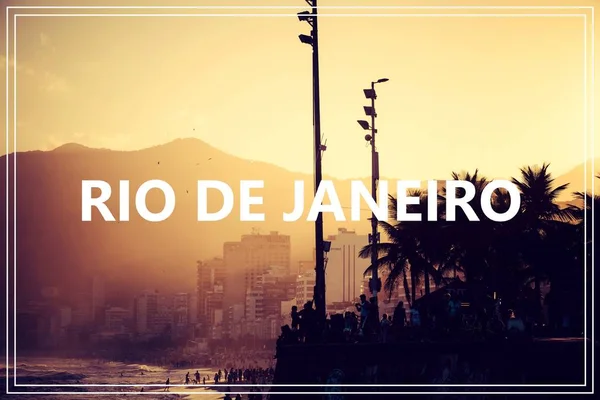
[14,227,383,349]
[2,0,597,181]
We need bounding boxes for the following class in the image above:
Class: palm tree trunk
[424,269,431,296]
[411,270,417,306]
[403,273,411,308]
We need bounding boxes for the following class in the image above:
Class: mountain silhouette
[2,138,374,304]
[52,143,98,153]
[553,157,600,201]
[2,138,594,305]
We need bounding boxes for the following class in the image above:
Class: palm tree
[568,174,599,330]
[357,163,587,325]
[570,174,600,250]
[359,220,413,305]
[481,187,526,303]
[359,190,442,306]
[391,189,444,299]
[510,163,577,319]
[438,170,498,283]
[510,163,576,224]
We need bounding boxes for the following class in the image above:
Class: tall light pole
[298,1,326,323]
[357,78,389,321]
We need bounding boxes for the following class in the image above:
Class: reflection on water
[2,357,226,399]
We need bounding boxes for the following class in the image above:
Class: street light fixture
[363,106,376,117]
[298,34,314,45]
[297,10,312,23]
[363,88,377,100]
[357,120,370,130]
[359,77,389,329]
[297,0,327,325]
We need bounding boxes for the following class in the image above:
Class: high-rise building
[245,287,264,321]
[226,304,245,338]
[133,292,157,333]
[189,293,198,325]
[209,258,227,286]
[197,258,226,322]
[223,231,291,308]
[280,298,296,325]
[296,273,315,307]
[298,260,314,276]
[205,285,224,326]
[241,231,291,289]
[133,291,173,334]
[104,307,130,332]
[223,241,246,307]
[259,267,296,319]
[325,228,370,304]
[173,292,191,328]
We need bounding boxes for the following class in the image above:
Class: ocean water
[1,357,236,399]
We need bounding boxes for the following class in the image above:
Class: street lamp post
[298,0,326,324]
[357,78,389,323]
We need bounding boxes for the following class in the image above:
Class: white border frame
[4,4,594,396]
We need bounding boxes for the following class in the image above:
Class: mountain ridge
[1,138,375,304]
[8,138,598,188]
[1,138,596,305]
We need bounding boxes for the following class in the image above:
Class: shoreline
[5,354,274,399]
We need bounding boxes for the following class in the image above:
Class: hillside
[1,138,374,303]
[1,139,594,304]
[553,158,600,202]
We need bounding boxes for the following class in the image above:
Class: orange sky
[1,0,598,180]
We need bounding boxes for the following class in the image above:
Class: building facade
[223,231,291,311]
[296,273,315,307]
[325,228,370,305]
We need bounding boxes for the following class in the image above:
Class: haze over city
[1,0,597,398]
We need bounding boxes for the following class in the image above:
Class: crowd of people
[210,366,275,385]
[161,366,274,399]
[278,292,532,345]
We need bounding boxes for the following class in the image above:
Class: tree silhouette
[359,164,588,327]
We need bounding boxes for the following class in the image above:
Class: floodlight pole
[298,0,326,323]
[312,0,326,325]
[357,80,387,336]
[369,81,381,321]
